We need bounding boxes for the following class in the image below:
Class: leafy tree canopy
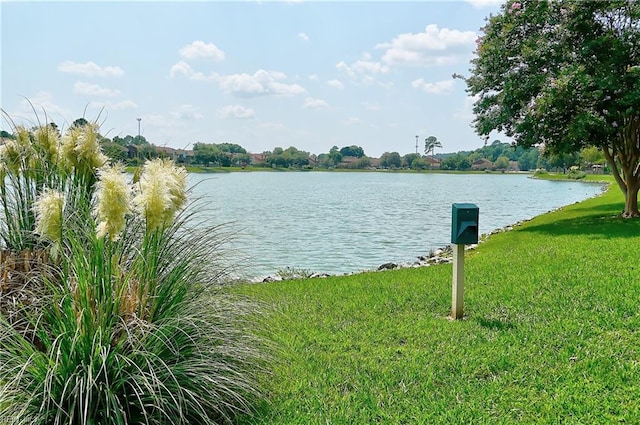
[265,146,310,168]
[71,117,89,128]
[424,136,442,156]
[380,151,402,169]
[216,143,247,154]
[467,0,640,216]
[339,145,365,158]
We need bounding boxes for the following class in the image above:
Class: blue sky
[1,0,504,157]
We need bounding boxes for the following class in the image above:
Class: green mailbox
[451,203,479,245]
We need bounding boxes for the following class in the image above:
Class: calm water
[189,172,604,278]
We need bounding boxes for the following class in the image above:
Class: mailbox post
[450,203,479,320]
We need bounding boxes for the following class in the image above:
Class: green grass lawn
[235,176,640,424]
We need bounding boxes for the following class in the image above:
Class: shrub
[567,169,587,180]
[0,113,265,424]
[533,169,548,177]
[276,266,315,280]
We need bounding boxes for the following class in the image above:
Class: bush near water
[0,117,265,424]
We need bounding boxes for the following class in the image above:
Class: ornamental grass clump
[94,164,131,241]
[33,188,64,244]
[0,112,265,424]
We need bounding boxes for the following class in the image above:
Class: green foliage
[101,141,129,162]
[440,153,471,171]
[339,145,365,158]
[193,142,225,166]
[567,168,587,180]
[356,156,371,169]
[112,134,149,147]
[236,179,640,423]
[517,148,539,171]
[424,135,442,156]
[494,155,510,170]
[71,117,89,128]
[401,153,420,169]
[276,266,315,280]
[379,151,402,169]
[324,146,343,168]
[580,146,606,166]
[467,0,640,215]
[265,146,310,169]
[192,142,250,167]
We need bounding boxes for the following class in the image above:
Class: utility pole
[415,135,419,155]
[137,118,142,139]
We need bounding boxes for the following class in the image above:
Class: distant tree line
[436,140,606,173]
[0,122,606,172]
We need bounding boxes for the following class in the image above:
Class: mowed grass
[235,176,640,424]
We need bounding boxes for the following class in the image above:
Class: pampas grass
[0,111,266,424]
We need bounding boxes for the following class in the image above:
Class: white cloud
[412,78,456,94]
[169,64,306,97]
[345,117,362,125]
[169,61,210,80]
[179,40,225,61]
[376,24,476,67]
[58,61,124,77]
[218,104,256,119]
[327,79,344,89]
[304,97,328,109]
[308,74,319,81]
[336,58,390,85]
[170,104,204,120]
[73,82,120,97]
[216,70,306,97]
[298,32,309,41]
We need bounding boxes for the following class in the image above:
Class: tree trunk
[624,185,640,217]
[603,140,640,218]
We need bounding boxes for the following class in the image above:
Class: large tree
[339,145,365,158]
[424,136,442,157]
[467,0,640,217]
[380,151,402,169]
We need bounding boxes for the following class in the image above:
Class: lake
[189,172,605,279]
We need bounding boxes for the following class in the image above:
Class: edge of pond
[243,174,612,284]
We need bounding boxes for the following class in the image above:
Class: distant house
[425,156,441,169]
[156,146,194,164]
[250,153,267,165]
[369,157,381,168]
[471,158,493,170]
[509,160,520,172]
[339,156,359,168]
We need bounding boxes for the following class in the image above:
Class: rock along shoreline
[253,219,531,284]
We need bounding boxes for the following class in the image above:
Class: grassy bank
[235,176,640,424]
